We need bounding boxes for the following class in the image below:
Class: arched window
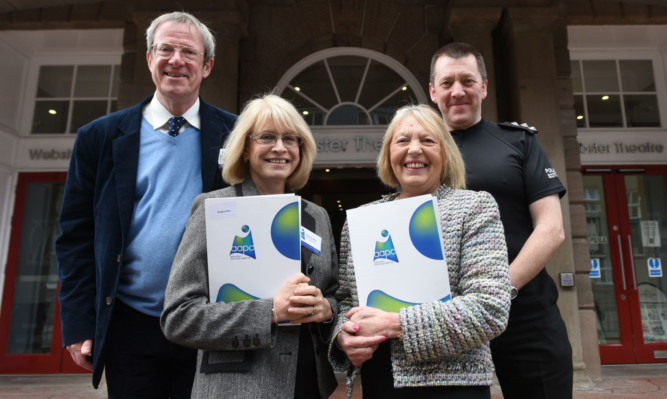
[275,47,427,126]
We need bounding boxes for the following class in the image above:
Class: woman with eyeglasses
[161,94,339,399]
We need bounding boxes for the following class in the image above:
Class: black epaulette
[498,121,538,134]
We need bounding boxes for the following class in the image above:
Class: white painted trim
[274,47,428,106]
[568,25,667,133]
[569,53,667,132]
[20,55,122,138]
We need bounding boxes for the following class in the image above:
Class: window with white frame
[276,48,427,126]
[31,64,120,134]
[571,59,661,128]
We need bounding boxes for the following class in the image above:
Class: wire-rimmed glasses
[247,132,303,147]
[151,42,205,63]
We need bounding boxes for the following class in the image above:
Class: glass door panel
[0,172,71,373]
[624,175,667,347]
[6,182,63,354]
[584,176,621,344]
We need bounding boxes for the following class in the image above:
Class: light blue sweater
[117,117,202,317]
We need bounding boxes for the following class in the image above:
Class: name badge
[218,148,226,169]
[301,226,322,256]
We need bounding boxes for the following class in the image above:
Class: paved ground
[0,364,665,398]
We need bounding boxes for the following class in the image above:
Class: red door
[0,172,86,373]
[583,165,667,363]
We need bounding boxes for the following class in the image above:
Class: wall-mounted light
[577,115,584,120]
[48,109,57,115]
[601,95,609,101]
[302,110,309,115]
[294,86,301,92]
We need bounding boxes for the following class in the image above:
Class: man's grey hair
[146,11,216,63]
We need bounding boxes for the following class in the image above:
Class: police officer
[429,42,573,399]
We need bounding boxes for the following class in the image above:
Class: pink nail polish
[381,336,387,342]
[352,324,359,331]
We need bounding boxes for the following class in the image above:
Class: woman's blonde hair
[222,94,317,191]
[377,104,466,190]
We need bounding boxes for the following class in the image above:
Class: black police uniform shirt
[450,118,566,328]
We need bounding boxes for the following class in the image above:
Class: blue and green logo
[373,229,398,264]
[217,283,259,303]
[367,289,451,313]
[229,225,255,259]
[271,201,300,260]
[409,200,443,260]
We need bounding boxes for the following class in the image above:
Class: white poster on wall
[641,221,661,248]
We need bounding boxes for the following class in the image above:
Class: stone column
[117,18,141,110]
[197,10,247,113]
[498,6,593,385]
[554,20,601,380]
[448,7,502,123]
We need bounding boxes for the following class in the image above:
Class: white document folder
[346,194,451,312]
[204,194,301,303]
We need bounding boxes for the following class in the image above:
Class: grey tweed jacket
[161,178,339,399]
[329,185,511,391]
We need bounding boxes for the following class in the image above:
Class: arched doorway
[275,47,427,244]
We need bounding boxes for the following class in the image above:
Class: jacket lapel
[112,100,145,241]
[199,100,224,192]
[238,178,260,196]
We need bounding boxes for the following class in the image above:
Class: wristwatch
[510,285,518,300]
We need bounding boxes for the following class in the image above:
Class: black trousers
[105,300,197,399]
[491,307,573,399]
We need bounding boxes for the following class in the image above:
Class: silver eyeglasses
[151,42,205,63]
[247,132,303,147]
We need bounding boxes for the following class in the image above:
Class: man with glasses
[56,11,236,398]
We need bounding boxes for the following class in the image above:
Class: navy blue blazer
[55,95,237,388]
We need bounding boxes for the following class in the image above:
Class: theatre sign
[312,127,385,166]
[578,130,666,165]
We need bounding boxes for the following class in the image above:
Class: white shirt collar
[143,93,202,132]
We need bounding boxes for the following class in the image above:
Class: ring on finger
[311,306,316,316]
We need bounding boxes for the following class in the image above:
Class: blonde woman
[329,104,511,399]
[162,94,338,399]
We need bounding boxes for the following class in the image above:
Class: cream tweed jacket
[328,184,511,392]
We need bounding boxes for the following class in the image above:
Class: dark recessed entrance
[297,167,393,250]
